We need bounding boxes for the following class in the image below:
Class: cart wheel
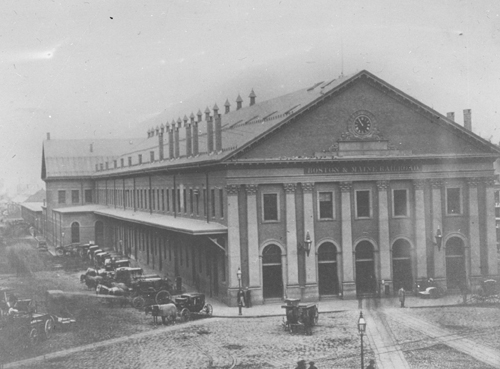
[313,306,319,325]
[203,303,213,316]
[29,327,40,346]
[155,290,171,305]
[132,296,145,309]
[180,308,191,322]
[44,317,54,339]
[56,248,64,256]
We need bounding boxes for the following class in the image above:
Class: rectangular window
[114,160,117,168]
[85,189,92,203]
[105,162,109,170]
[71,190,79,204]
[195,190,200,215]
[152,189,155,211]
[495,207,500,218]
[157,189,160,211]
[446,187,462,215]
[138,154,142,164]
[495,190,500,204]
[120,158,124,167]
[161,189,165,211]
[177,189,181,212]
[190,189,194,214]
[183,189,187,213]
[356,190,371,218]
[393,189,408,217]
[58,190,66,204]
[166,189,170,211]
[150,151,155,162]
[263,193,278,221]
[219,189,224,218]
[211,189,216,217]
[128,157,132,166]
[318,192,333,219]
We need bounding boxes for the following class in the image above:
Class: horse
[95,284,128,307]
[145,303,177,325]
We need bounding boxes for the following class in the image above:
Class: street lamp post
[237,267,242,316]
[358,311,367,369]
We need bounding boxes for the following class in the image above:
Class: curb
[211,309,347,319]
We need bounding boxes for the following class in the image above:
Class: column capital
[225,184,240,195]
[430,179,443,189]
[301,182,314,193]
[283,183,297,193]
[376,180,389,191]
[466,177,481,187]
[245,184,258,195]
[413,179,426,190]
[339,181,352,193]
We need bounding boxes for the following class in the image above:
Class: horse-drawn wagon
[144,293,213,325]
[466,279,500,304]
[130,277,173,309]
[281,299,319,335]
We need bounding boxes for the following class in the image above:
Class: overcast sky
[1,0,500,192]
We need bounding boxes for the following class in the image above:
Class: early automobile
[130,277,173,309]
[281,299,319,335]
[171,293,213,321]
[114,267,144,286]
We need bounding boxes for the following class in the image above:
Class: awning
[53,205,107,214]
[94,208,227,236]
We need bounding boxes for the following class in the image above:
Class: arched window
[318,242,339,295]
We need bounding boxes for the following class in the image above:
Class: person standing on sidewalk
[398,287,406,308]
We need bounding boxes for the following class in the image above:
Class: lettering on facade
[305,164,422,175]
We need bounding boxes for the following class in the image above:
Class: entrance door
[446,237,466,289]
[262,244,283,299]
[392,239,413,291]
[318,242,339,295]
[355,241,376,295]
[71,222,80,244]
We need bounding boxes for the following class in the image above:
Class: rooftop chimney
[159,123,165,160]
[249,89,256,106]
[169,120,175,159]
[463,109,471,131]
[224,99,230,114]
[446,112,455,121]
[193,112,200,156]
[215,109,222,152]
[236,94,243,110]
[207,108,214,153]
[205,107,211,122]
[186,116,192,157]
[197,109,203,123]
[175,117,181,158]
[46,132,50,140]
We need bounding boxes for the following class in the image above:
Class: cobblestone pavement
[7,311,364,369]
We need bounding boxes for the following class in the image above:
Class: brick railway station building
[37,70,500,305]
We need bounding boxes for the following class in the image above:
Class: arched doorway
[445,237,466,289]
[95,221,104,246]
[355,241,376,295]
[392,239,413,291]
[71,222,80,244]
[318,242,339,295]
[262,244,283,299]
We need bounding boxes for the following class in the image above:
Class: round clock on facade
[354,115,372,135]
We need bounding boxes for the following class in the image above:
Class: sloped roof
[42,70,500,180]
[25,189,45,203]
[43,138,140,179]
[20,202,43,212]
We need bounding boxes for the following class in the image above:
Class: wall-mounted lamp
[298,231,313,256]
[434,227,443,251]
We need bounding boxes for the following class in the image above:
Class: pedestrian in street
[308,361,318,369]
[366,359,376,368]
[237,288,246,307]
[295,359,306,369]
[398,287,405,308]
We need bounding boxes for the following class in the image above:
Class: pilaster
[301,182,318,299]
[284,183,300,298]
[340,181,355,298]
[377,181,391,284]
[226,185,241,297]
[485,177,498,277]
[414,179,427,280]
[467,178,481,278]
[431,179,445,281]
[245,184,260,288]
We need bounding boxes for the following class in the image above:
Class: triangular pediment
[228,71,499,162]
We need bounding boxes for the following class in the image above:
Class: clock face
[353,115,371,135]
